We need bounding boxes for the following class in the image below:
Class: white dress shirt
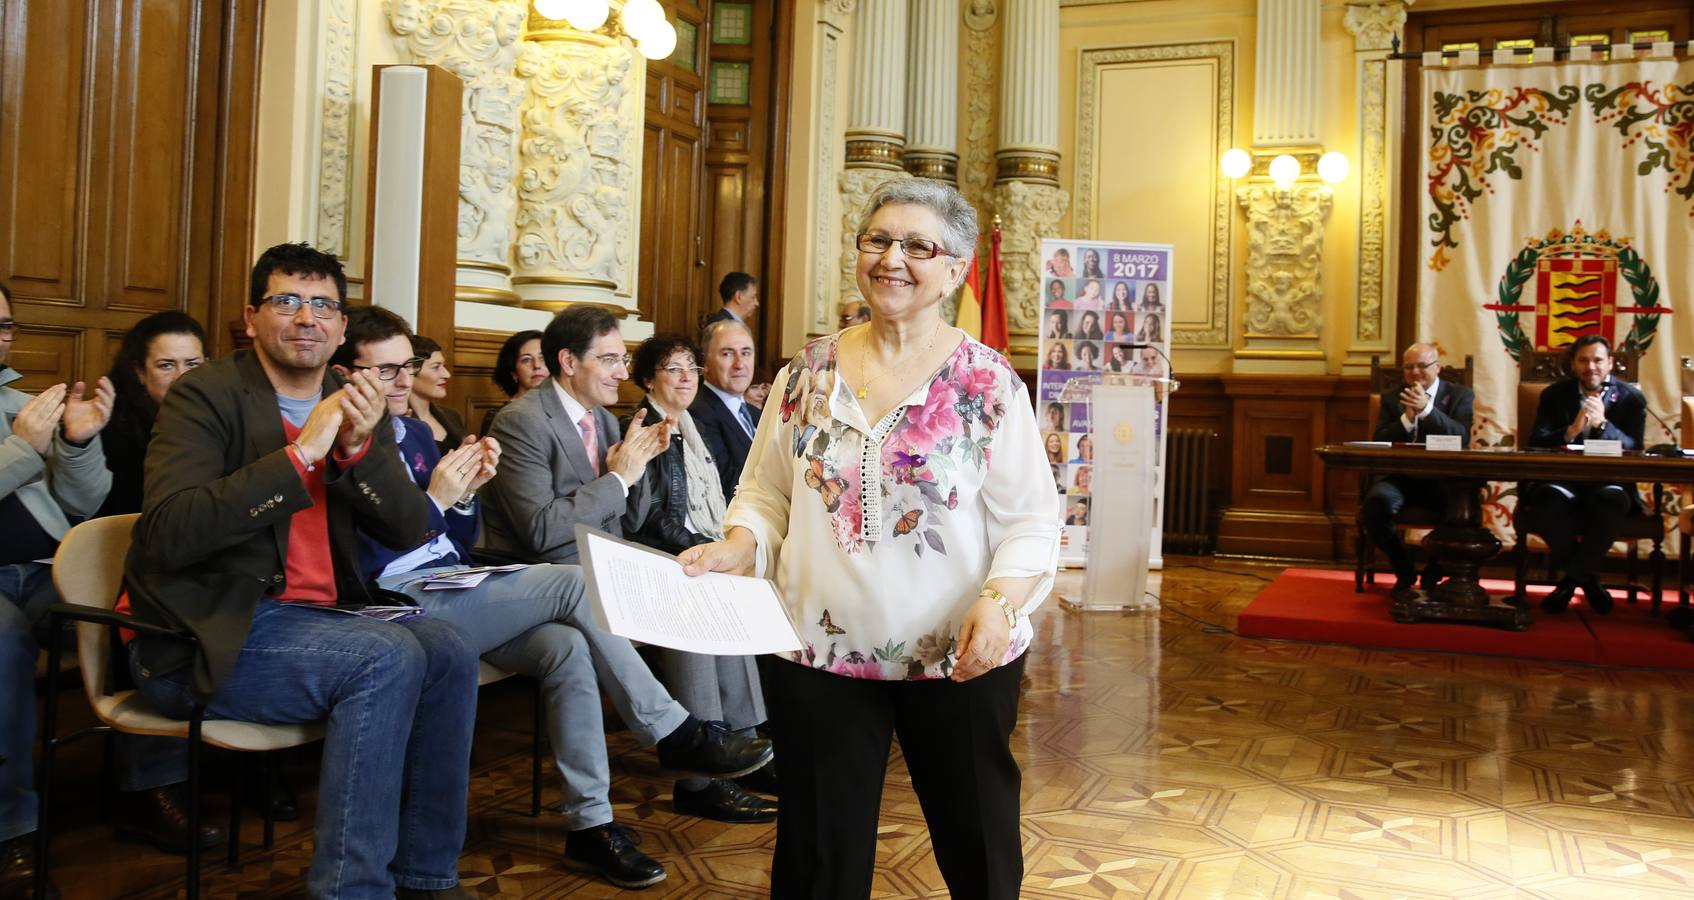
[1399,377,1441,434]
[705,381,755,437]
[552,378,627,496]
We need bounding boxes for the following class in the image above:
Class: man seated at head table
[1359,342,1475,595]
[336,306,773,890]
[120,241,480,899]
[1519,334,1646,615]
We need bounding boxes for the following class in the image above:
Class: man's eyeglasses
[257,293,345,318]
[0,321,14,338]
[855,233,956,260]
[349,357,424,381]
[591,353,633,370]
[1402,359,1438,372]
[660,364,704,378]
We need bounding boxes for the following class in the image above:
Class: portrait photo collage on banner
[1036,240,1171,561]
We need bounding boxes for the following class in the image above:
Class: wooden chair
[37,515,325,900]
[1676,396,1694,617]
[1511,348,1665,608]
[1354,353,1474,591]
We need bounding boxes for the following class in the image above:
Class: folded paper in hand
[576,526,803,655]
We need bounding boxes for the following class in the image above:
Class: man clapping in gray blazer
[479,306,670,564]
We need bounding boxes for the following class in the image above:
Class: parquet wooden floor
[40,559,1694,898]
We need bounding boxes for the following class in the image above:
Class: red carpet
[1239,568,1693,669]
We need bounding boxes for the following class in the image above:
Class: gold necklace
[856,321,944,400]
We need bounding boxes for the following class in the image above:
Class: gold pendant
[857,387,867,399]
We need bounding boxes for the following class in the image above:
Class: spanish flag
[956,218,1009,354]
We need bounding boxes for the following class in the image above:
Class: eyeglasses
[1402,359,1438,372]
[0,321,14,338]
[350,357,424,381]
[258,293,345,318]
[855,233,956,260]
[591,352,633,370]
[660,364,704,378]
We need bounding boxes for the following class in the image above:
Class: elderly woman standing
[682,179,1060,899]
[626,335,778,823]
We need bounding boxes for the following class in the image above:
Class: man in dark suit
[122,242,480,899]
[1521,334,1646,614]
[479,305,671,565]
[1361,342,1475,594]
[690,319,762,502]
[704,272,759,329]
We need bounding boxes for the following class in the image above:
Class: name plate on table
[1425,435,1463,452]
[1583,439,1623,457]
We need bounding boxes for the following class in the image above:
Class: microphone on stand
[1632,383,1683,457]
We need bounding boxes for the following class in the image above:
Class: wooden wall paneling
[451,327,515,437]
[0,0,88,305]
[1216,374,1341,560]
[1165,373,1232,533]
[5,325,79,388]
[639,2,708,338]
[206,0,264,359]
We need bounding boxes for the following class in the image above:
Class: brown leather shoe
[113,784,226,854]
[0,835,60,900]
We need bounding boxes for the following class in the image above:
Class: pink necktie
[579,412,600,474]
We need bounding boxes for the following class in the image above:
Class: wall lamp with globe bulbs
[532,0,678,59]
[1219,147,1349,188]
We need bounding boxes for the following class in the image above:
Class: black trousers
[1519,481,1633,580]
[1361,476,1443,576]
[757,653,1026,900]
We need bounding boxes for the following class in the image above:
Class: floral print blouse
[723,333,1061,680]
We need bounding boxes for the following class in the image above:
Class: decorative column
[989,0,1067,365]
[1235,0,1330,371]
[957,0,1000,219]
[838,0,910,304]
[1343,0,1412,372]
[806,0,857,338]
[387,0,528,305]
[510,10,645,313]
[903,0,958,182]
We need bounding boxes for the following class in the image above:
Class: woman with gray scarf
[625,335,778,822]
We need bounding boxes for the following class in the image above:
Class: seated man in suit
[690,320,761,502]
[704,272,759,329]
[122,242,479,899]
[336,307,773,889]
[1520,334,1646,614]
[1361,342,1475,594]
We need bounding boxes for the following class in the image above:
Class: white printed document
[576,526,802,655]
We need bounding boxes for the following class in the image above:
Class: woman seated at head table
[479,328,548,436]
[677,177,1061,900]
[623,333,780,822]
[407,333,466,456]
[98,310,206,517]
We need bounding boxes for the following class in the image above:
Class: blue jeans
[130,599,478,898]
[0,563,188,843]
[379,564,689,830]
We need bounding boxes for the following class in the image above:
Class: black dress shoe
[675,778,778,824]
[1419,563,1446,592]
[1581,577,1615,615]
[113,783,227,854]
[657,719,774,780]
[0,835,59,900]
[244,770,300,822]
[1540,579,1578,614]
[564,823,665,889]
[737,759,779,795]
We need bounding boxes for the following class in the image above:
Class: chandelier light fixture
[532,0,677,60]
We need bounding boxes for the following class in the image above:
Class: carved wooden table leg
[1390,475,1533,630]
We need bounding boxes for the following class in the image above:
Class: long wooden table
[1317,443,1694,629]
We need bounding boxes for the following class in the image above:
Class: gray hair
[702,317,754,352]
[854,178,979,259]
